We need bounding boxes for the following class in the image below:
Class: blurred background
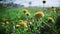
[0,0,60,7]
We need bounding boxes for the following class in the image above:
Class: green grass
[0,7,60,34]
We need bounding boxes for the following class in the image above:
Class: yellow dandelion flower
[42,0,46,4]
[23,9,28,14]
[51,6,56,13]
[48,17,54,22]
[34,12,44,18]
[5,21,9,24]
[51,6,54,9]
[29,22,32,25]
[54,8,56,13]
[51,6,54,11]
[25,12,30,17]
[19,21,27,28]
[16,24,20,28]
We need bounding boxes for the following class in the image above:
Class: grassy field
[0,7,60,34]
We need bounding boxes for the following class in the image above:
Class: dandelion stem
[43,22,51,28]
[43,22,58,34]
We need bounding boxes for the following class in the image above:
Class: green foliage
[0,7,60,34]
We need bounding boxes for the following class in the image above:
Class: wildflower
[23,9,28,14]
[51,6,54,11]
[16,24,20,28]
[34,12,44,18]
[42,0,46,4]
[54,8,56,13]
[51,6,54,9]
[48,17,54,22]
[5,21,9,24]
[29,22,32,25]
[25,12,30,17]
[51,6,56,13]
[1,21,9,25]
[19,20,27,28]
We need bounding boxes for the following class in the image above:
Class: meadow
[0,7,60,34]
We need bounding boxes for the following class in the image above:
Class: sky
[14,0,60,7]
[0,0,60,7]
